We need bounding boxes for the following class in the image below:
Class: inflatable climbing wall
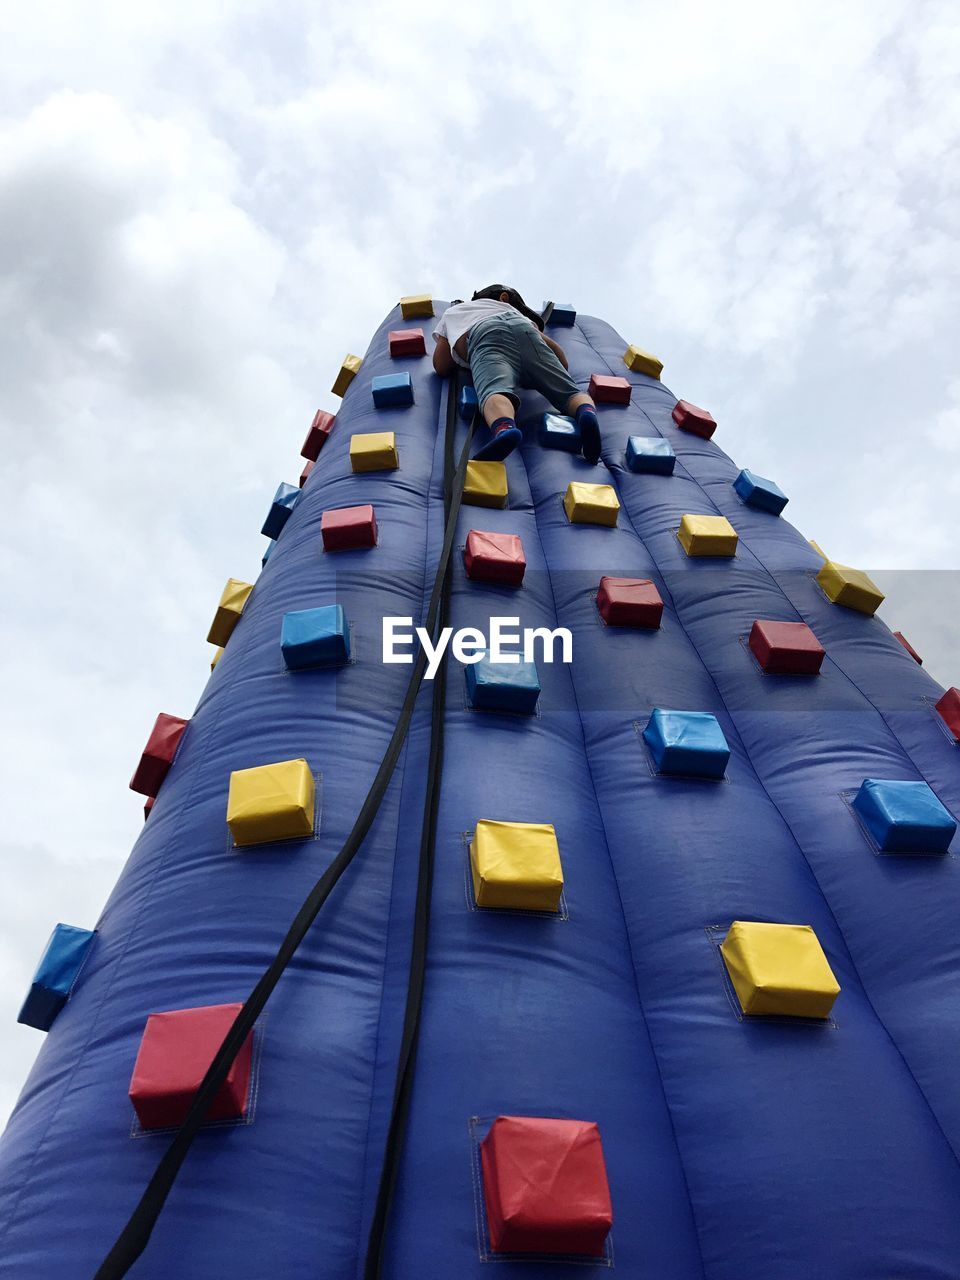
[3,297,960,1280]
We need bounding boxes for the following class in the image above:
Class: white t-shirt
[432,299,536,367]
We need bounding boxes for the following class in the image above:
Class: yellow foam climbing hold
[350,431,399,473]
[809,539,827,560]
[463,460,508,509]
[623,344,663,379]
[678,514,738,557]
[400,294,434,319]
[563,482,620,527]
[226,758,315,847]
[210,646,225,671]
[720,921,840,1019]
[817,559,884,615]
[206,578,254,648]
[470,819,564,912]
[332,354,362,398]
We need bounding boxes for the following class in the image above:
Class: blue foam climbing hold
[537,413,581,453]
[262,539,277,567]
[465,653,540,714]
[643,709,730,779]
[544,302,576,327]
[852,779,956,853]
[281,605,350,670]
[733,468,788,515]
[18,924,96,1031]
[626,436,676,475]
[261,482,300,540]
[459,384,479,421]
[371,373,414,408]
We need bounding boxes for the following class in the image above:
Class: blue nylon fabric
[544,303,576,327]
[626,435,676,475]
[280,604,351,670]
[457,385,478,421]
[371,373,414,409]
[28,925,97,1002]
[642,709,731,778]
[732,467,788,515]
[261,482,300,539]
[536,413,581,452]
[852,778,957,852]
[1,306,959,1279]
[464,652,541,714]
[18,926,97,1031]
[16,989,66,1036]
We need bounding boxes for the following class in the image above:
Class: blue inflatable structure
[2,299,960,1279]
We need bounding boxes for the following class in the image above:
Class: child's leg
[473,397,523,461]
[517,328,603,464]
[482,393,517,427]
[566,392,594,414]
[565,393,602,466]
[467,321,523,461]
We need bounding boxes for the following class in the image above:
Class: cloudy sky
[1,0,958,1124]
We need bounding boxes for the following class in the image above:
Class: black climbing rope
[363,366,467,1278]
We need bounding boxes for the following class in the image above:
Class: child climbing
[431,285,602,465]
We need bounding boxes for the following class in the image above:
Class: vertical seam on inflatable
[518,449,711,1280]
[351,382,445,1280]
[575,326,960,1175]
[0,601,262,1255]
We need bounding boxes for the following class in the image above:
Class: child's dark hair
[471,284,545,331]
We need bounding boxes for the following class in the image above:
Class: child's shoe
[474,418,522,462]
[575,404,602,464]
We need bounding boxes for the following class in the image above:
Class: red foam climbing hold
[301,410,336,461]
[388,328,426,358]
[749,620,825,674]
[481,1115,613,1256]
[129,713,189,797]
[935,688,960,742]
[300,460,314,488]
[321,504,378,552]
[464,530,526,586]
[128,1002,253,1130]
[672,400,716,439]
[144,796,155,822]
[596,576,663,628]
[588,374,631,405]
[894,631,922,665]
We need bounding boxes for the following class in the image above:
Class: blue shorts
[466,312,580,414]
